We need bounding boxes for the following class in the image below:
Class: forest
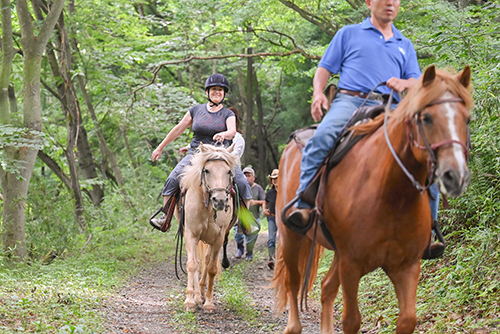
[1,0,499,332]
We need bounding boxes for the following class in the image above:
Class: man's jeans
[297,93,391,208]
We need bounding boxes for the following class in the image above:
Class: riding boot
[286,208,311,229]
[150,193,177,232]
[235,241,244,259]
[422,220,446,260]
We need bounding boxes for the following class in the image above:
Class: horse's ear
[227,143,235,153]
[422,65,436,87]
[457,65,471,88]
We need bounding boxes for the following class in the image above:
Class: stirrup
[149,207,171,232]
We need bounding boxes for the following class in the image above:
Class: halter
[199,158,234,212]
[384,92,468,193]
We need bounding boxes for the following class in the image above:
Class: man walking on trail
[235,166,265,261]
[287,0,445,259]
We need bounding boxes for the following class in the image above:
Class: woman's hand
[179,146,189,154]
[263,208,271,216]
[152,147,163,161]
[213,132,225,143]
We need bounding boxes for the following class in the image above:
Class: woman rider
[150,74,252,231]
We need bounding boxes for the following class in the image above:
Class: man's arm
[311,67,332,122]
[386,77,417,93]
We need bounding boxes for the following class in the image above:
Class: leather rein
[384,92,469,193]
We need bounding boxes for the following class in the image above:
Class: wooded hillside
[0,0,499,331]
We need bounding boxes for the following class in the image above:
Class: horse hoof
[221,257,230,269]
[202,302,215,313]
[183,300,196,311]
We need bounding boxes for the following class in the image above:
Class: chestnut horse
[272,65,473,334]
[179,143,238,312]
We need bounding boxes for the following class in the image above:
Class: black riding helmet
[205,74,229,106]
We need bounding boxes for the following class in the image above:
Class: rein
[384,92,468,192]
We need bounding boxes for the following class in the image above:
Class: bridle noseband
[200,158,234,212]
[384,92,469,192]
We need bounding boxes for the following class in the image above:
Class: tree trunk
[254,71,266,185]
[242,46,254,166]
[0,0,65,260]
[76,74,124,186]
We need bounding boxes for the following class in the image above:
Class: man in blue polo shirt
[289,0,444,259]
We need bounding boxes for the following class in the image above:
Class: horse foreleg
[339,258,362,334]
[385,262,420,334]
[184,232,201,311]
[281,232,306,334]
[203,243,222,313]
[320,254,340,334]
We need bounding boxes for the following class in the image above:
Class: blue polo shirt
[319,18,421,98]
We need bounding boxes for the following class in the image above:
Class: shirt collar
[361,17,403,41]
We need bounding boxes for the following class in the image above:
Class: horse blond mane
[352,67,473,136]
[180,144,239,192]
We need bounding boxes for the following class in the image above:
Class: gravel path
[102,231,330,334]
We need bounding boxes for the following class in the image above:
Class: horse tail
[271,236,324,313]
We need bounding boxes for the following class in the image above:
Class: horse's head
[182,143,238,212]
[399,65,473,197]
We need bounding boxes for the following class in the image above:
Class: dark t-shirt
[249,183,265,219]
[189,104,235,148]
[265,187,277,215]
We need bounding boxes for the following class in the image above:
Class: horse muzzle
[211,193,229,212]
[436,165,470,197]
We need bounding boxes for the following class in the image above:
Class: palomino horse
[179,143,238,312]
[272,65,473,334]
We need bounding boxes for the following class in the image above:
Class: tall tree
[0,0,65,260]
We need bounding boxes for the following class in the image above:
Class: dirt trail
[102,232,327,334]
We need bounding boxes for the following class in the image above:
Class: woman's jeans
[161,148,252,199]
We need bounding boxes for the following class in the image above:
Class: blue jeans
[234,218,259,256]
[162,148,252,199]
[429,183,439,221]
[297,93,392,208]
[267,215,277,250]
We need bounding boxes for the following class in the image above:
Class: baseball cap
[242,166,255,175]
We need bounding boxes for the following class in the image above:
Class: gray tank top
[189,104,235,148]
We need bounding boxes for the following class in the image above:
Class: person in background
[235,166,265,261]
[263,169,279,270]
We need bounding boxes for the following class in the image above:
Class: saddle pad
[289,124,318,151]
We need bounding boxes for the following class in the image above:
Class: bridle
[384,91,469,193]
[199,158,234,212]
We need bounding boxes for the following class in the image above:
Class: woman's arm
[152,111,192,161]
[213,116,236,142]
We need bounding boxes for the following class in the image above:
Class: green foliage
[2,0,500,331]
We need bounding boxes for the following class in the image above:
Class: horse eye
[203,168,210,174]
[422,114,433,125]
